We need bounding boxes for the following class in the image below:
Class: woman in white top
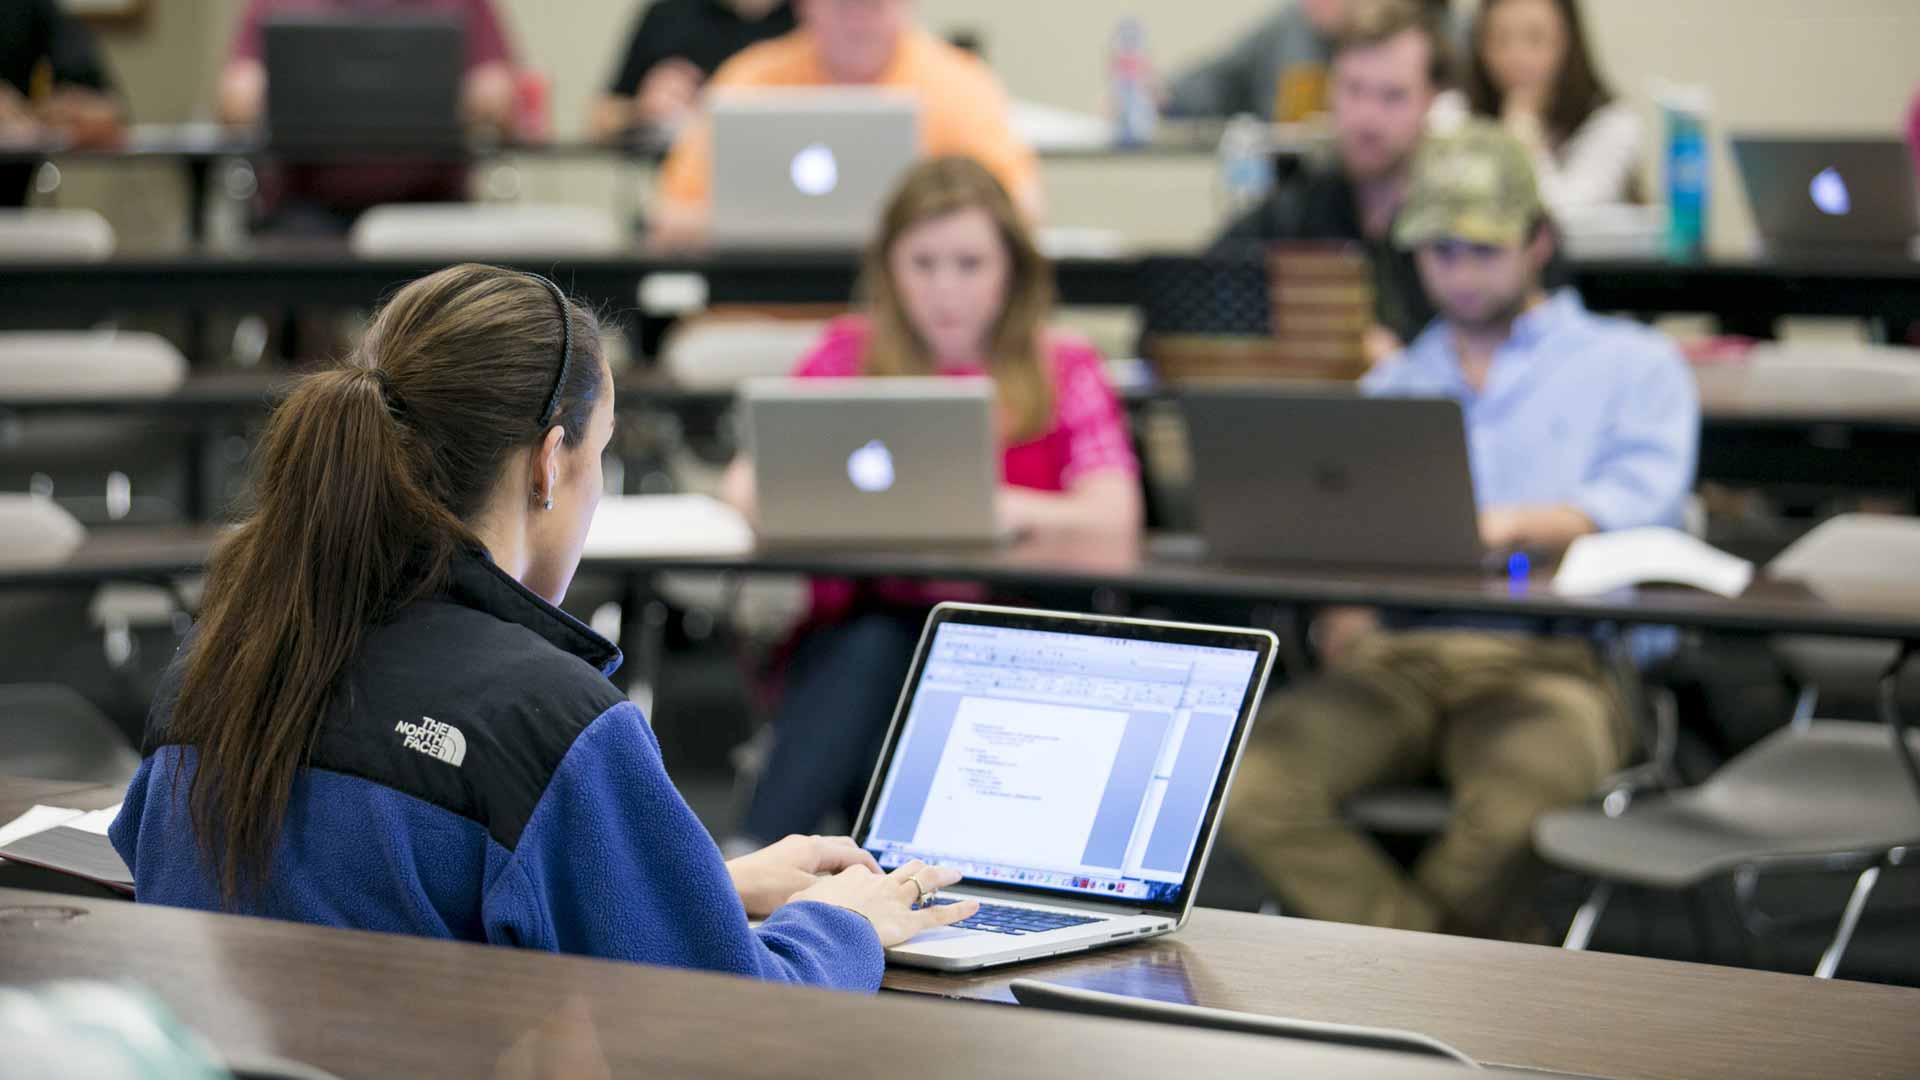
[1467,0,1641,212]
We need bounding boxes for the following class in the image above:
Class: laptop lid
[264,15,464,150]
[743,377,999,545]
[1182,387,1485,569]
[709,88,920,247]
[853,603,1278,919]
[1731,136,1920,251]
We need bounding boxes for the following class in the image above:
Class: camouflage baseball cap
[1394,120,1544,250]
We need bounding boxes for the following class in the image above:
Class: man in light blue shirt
[1221,120,1699,941]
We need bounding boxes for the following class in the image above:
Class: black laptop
[263,14,466,155]
[1181,388,1487,570]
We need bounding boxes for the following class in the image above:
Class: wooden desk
[884,908,1920,1080]
[0,887,1460,1080]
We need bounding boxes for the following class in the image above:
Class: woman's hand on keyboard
[727,834,881,918]
[790,859,979,947]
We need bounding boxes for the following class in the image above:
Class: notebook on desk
[0,803,131,894]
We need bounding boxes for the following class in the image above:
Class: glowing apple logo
[791,143,839,198]
[847,440,895,493]
[1809,167,1851,217]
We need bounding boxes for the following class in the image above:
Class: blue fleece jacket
[109,552,883,992]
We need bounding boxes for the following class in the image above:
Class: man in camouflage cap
[1221,119,1700,942]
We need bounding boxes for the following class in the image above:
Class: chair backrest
[1768,514,1920,590]
[348,203,630,257]
[1738,343,1920,410]
[0,683,139,785]
[1697,720,1920,836]
[0,495,86,568]
[659,318,827,389]
[0,331,188,400]
[0,209,115,261]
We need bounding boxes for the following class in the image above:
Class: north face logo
[395,715,467,767]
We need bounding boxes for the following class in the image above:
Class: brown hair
[167,263,605,904]
[1334,0,1455,89]
[1467,0,1615,147]
[859,156,1055,443]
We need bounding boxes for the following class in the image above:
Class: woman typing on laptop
[721,156,1143,846]
[111,264,973,989]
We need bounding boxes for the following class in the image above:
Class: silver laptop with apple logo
[708,87,920,248]
[856,603,1277,972]
[742,377,1001,546]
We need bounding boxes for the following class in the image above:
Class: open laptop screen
[857,610,1269,913]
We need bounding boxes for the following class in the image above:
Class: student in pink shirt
[722,156,1143,843]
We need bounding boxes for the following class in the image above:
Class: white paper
[0,805,83,850]
[69,805,123,836]
[1553,527,1754,599]
[582,494,755,558]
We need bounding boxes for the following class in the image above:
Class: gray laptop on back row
[1182,388,1488,570]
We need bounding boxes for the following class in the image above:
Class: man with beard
[1212,0,1453,362]
[1219,119,1698,942]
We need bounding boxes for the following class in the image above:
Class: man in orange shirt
[651,0,1041,245]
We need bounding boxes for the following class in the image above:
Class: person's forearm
[588,95,635,142]
[41,89,124,146]
[217,61,265,128]
[463,62,516,134]
[721,456,756,523]
[1008,473,1142,538]
[1491,505,1597,552]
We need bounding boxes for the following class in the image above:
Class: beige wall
[46,0,1920,253]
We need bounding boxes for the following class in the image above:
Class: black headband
[530,273,573,429]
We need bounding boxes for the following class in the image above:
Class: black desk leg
[617,570,671,704]
[185,158,212,248]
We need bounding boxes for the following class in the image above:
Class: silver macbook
[1731,136,1919,256]
[855,603,1277,971]
[1182,388,1487,570]
[709,87,920,248]
[743,377,999,546]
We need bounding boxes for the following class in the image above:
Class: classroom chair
[0,496,148,769]
[1535,515,1920,978]
[0,208,115,261]
[0,331,191,526]
[347,203,629,258]
[1735,342,1920,412]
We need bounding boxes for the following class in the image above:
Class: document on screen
[907,696,1127,869]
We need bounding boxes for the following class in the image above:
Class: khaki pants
[1222,630,1630,940]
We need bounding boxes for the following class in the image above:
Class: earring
[534,489,552,511]
[544,497,554,511]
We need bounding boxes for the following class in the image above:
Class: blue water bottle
[1660,84,1710,260]
[1109,17,1158,149]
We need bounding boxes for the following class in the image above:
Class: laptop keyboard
[923,898,1108,936]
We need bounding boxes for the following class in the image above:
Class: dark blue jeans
[742,612,924,842]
